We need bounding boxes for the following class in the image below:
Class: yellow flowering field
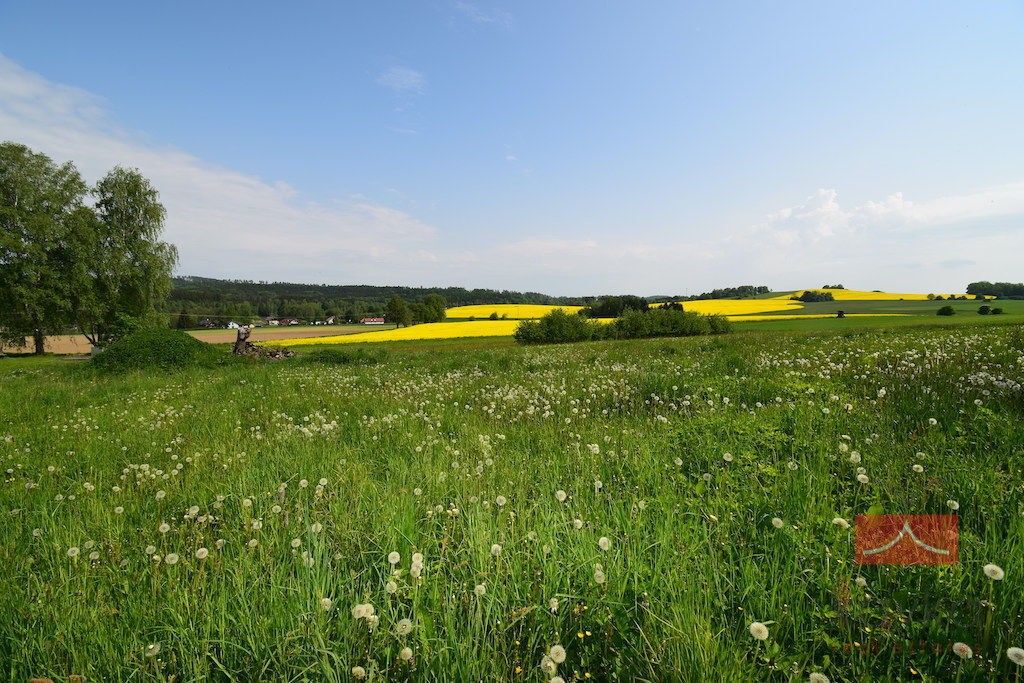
[278,320,523,346]
[676,299,804,315]
[773,289,976,301]
[445,304,584,319]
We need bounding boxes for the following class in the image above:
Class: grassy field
[2,321,1024,681]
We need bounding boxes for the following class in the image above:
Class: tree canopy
[0,142,177,352]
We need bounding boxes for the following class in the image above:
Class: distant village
[194,316,386,329]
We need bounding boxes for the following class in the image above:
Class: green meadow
[2,320,1023,681]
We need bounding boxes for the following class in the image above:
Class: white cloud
[742,184,1024,290]
[2,53,1022,295]
[0,54,438,282]
[376,66,425,94]
[755,183,1024,245]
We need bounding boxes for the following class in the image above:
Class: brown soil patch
[3,325,375,355]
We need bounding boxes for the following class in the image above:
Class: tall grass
[1,325,1022,681]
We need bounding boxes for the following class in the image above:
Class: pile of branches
[236,342,294,360]
[232,327,294,359]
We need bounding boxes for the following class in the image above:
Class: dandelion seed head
[953,642,973,659]
[984,563,1005,580]
[395,618,413,636]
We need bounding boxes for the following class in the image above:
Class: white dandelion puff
[984,563,1005,580]
[952,642,973,659]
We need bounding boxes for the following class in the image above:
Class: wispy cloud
[376,65,426,94]
[0,54,438,283]
[452,1,513,28]
[737,184,1024,290]
[753,183,1024,245]
[2,53,1021,295]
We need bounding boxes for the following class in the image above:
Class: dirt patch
[3,325,377,355]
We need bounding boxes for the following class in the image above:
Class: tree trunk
[33,329,45,355]
[232,325,252,355]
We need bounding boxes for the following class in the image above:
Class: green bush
[516,308,729,344]
[937,305,955,316]
[793,290,835,302]
[92,327,224,371]
[991,307,1004,315]
[978,305,991,315]
[303,348,387,366]
[514,309,596,344]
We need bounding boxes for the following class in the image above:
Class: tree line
[168,275,591,324]
[1,143,176,353]
[967,281,1024,299]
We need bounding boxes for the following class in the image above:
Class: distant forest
[166,277,777,325]
[967,281,1024,299]
[167,276,593,324]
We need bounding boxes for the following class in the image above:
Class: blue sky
[1,1,1022,295]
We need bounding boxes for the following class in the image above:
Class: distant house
[266,317,280,326]
[279,318,301,326]
[226,321,240,329]
[325,316,337,325]
[360,317,386,325]
[198,318,218,329]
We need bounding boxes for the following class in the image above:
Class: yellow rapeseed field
[772,288,976,301]
[278,320,522,346]
[445,304,584,319]
[676,299,804,315]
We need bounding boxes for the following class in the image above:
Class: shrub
[794,290,835,302]
[92,328,224,371]
[978,305,991,315]
[514,309,595,344]
[516,308,729,344]
[937,305,955,317]
[836,310,846,318]
[991,307,1004,315]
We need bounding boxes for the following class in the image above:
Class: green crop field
[2,321,1023,681]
